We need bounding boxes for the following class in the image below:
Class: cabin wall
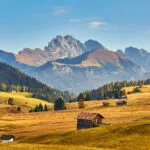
[92,116,102,125]
[2,138,13,143]
[77,119,92,129]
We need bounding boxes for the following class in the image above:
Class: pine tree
[54,96,66,110]
[8,98,14,105]
[35,105,39,112]
[86,92,92,101]
[38,103,43,111]
[44,104,49,111]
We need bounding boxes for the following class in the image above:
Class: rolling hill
[0,61,76,101]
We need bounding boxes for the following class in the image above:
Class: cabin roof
[77,112,104,120]
[1,135,15,140]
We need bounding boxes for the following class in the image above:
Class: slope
[0,61,76,101]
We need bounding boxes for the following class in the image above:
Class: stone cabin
[77,112,104,130]
[1,135,15,143]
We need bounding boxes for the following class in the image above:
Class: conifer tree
[44,104,49,111]
[54,96,66,110]
[38,103,43,111]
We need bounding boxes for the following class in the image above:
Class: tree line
[29,103,49,112]
[77,79,150,101]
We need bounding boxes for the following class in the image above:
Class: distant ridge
[0,61,75,101]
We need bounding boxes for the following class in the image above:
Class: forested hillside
[0,62,76,102]
[78,79,150,100]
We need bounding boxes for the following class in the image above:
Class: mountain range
[16,35,105,66]
[0,35,150,93]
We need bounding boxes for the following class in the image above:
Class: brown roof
[77,112,104,120]
[1,135,15,140]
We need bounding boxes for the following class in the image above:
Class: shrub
[132,87,141,93]
[17,106,21,112]
[8,98,14,105]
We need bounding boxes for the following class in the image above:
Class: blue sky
[0,0,150,53]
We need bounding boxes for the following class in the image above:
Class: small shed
[116,100,127,106]
[1,135,15,143]
[121,96,127,99]
[77,112,104,130]
[103,102,110,107]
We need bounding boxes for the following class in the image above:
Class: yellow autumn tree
[122,89,127,96]
[78,99,85,108]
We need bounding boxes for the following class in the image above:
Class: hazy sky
[0,0,150,53]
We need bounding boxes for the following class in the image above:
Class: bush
[17,106,21,112]
[132,87,141,93]
[8,98,14,105]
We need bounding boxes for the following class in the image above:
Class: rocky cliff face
[125,47,150,70]
[45,35,86,58]
[16,35,105,66]
[116,49,124,56]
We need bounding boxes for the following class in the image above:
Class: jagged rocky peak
[15,34,107,66]
[125,46,150,69]
[116,49,124,56]
[84,39,105,51]
[64,34,74,40]
[125,47,148,57]
[45,35,86,58]
[19,48,33,53]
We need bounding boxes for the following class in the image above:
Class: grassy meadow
[0,92,52,109]
[0,85,149,149]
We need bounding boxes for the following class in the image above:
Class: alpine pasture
[0,86,149,150]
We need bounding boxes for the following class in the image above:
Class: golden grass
[123,85,150,93]
[0,92,52,108]
[0,85,149,149]
[0,143,108,150]
[0,118,149,150]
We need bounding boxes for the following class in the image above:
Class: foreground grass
[0,143,107,150]
[0,92,51,108]
[0,117,149,150]
[0,86,149,149]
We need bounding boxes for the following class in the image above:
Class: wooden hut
[77,112,104,130]
[121,96,127,99]
[103,102,110,107]
[116,100,127,106]
[1,135,15,143]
